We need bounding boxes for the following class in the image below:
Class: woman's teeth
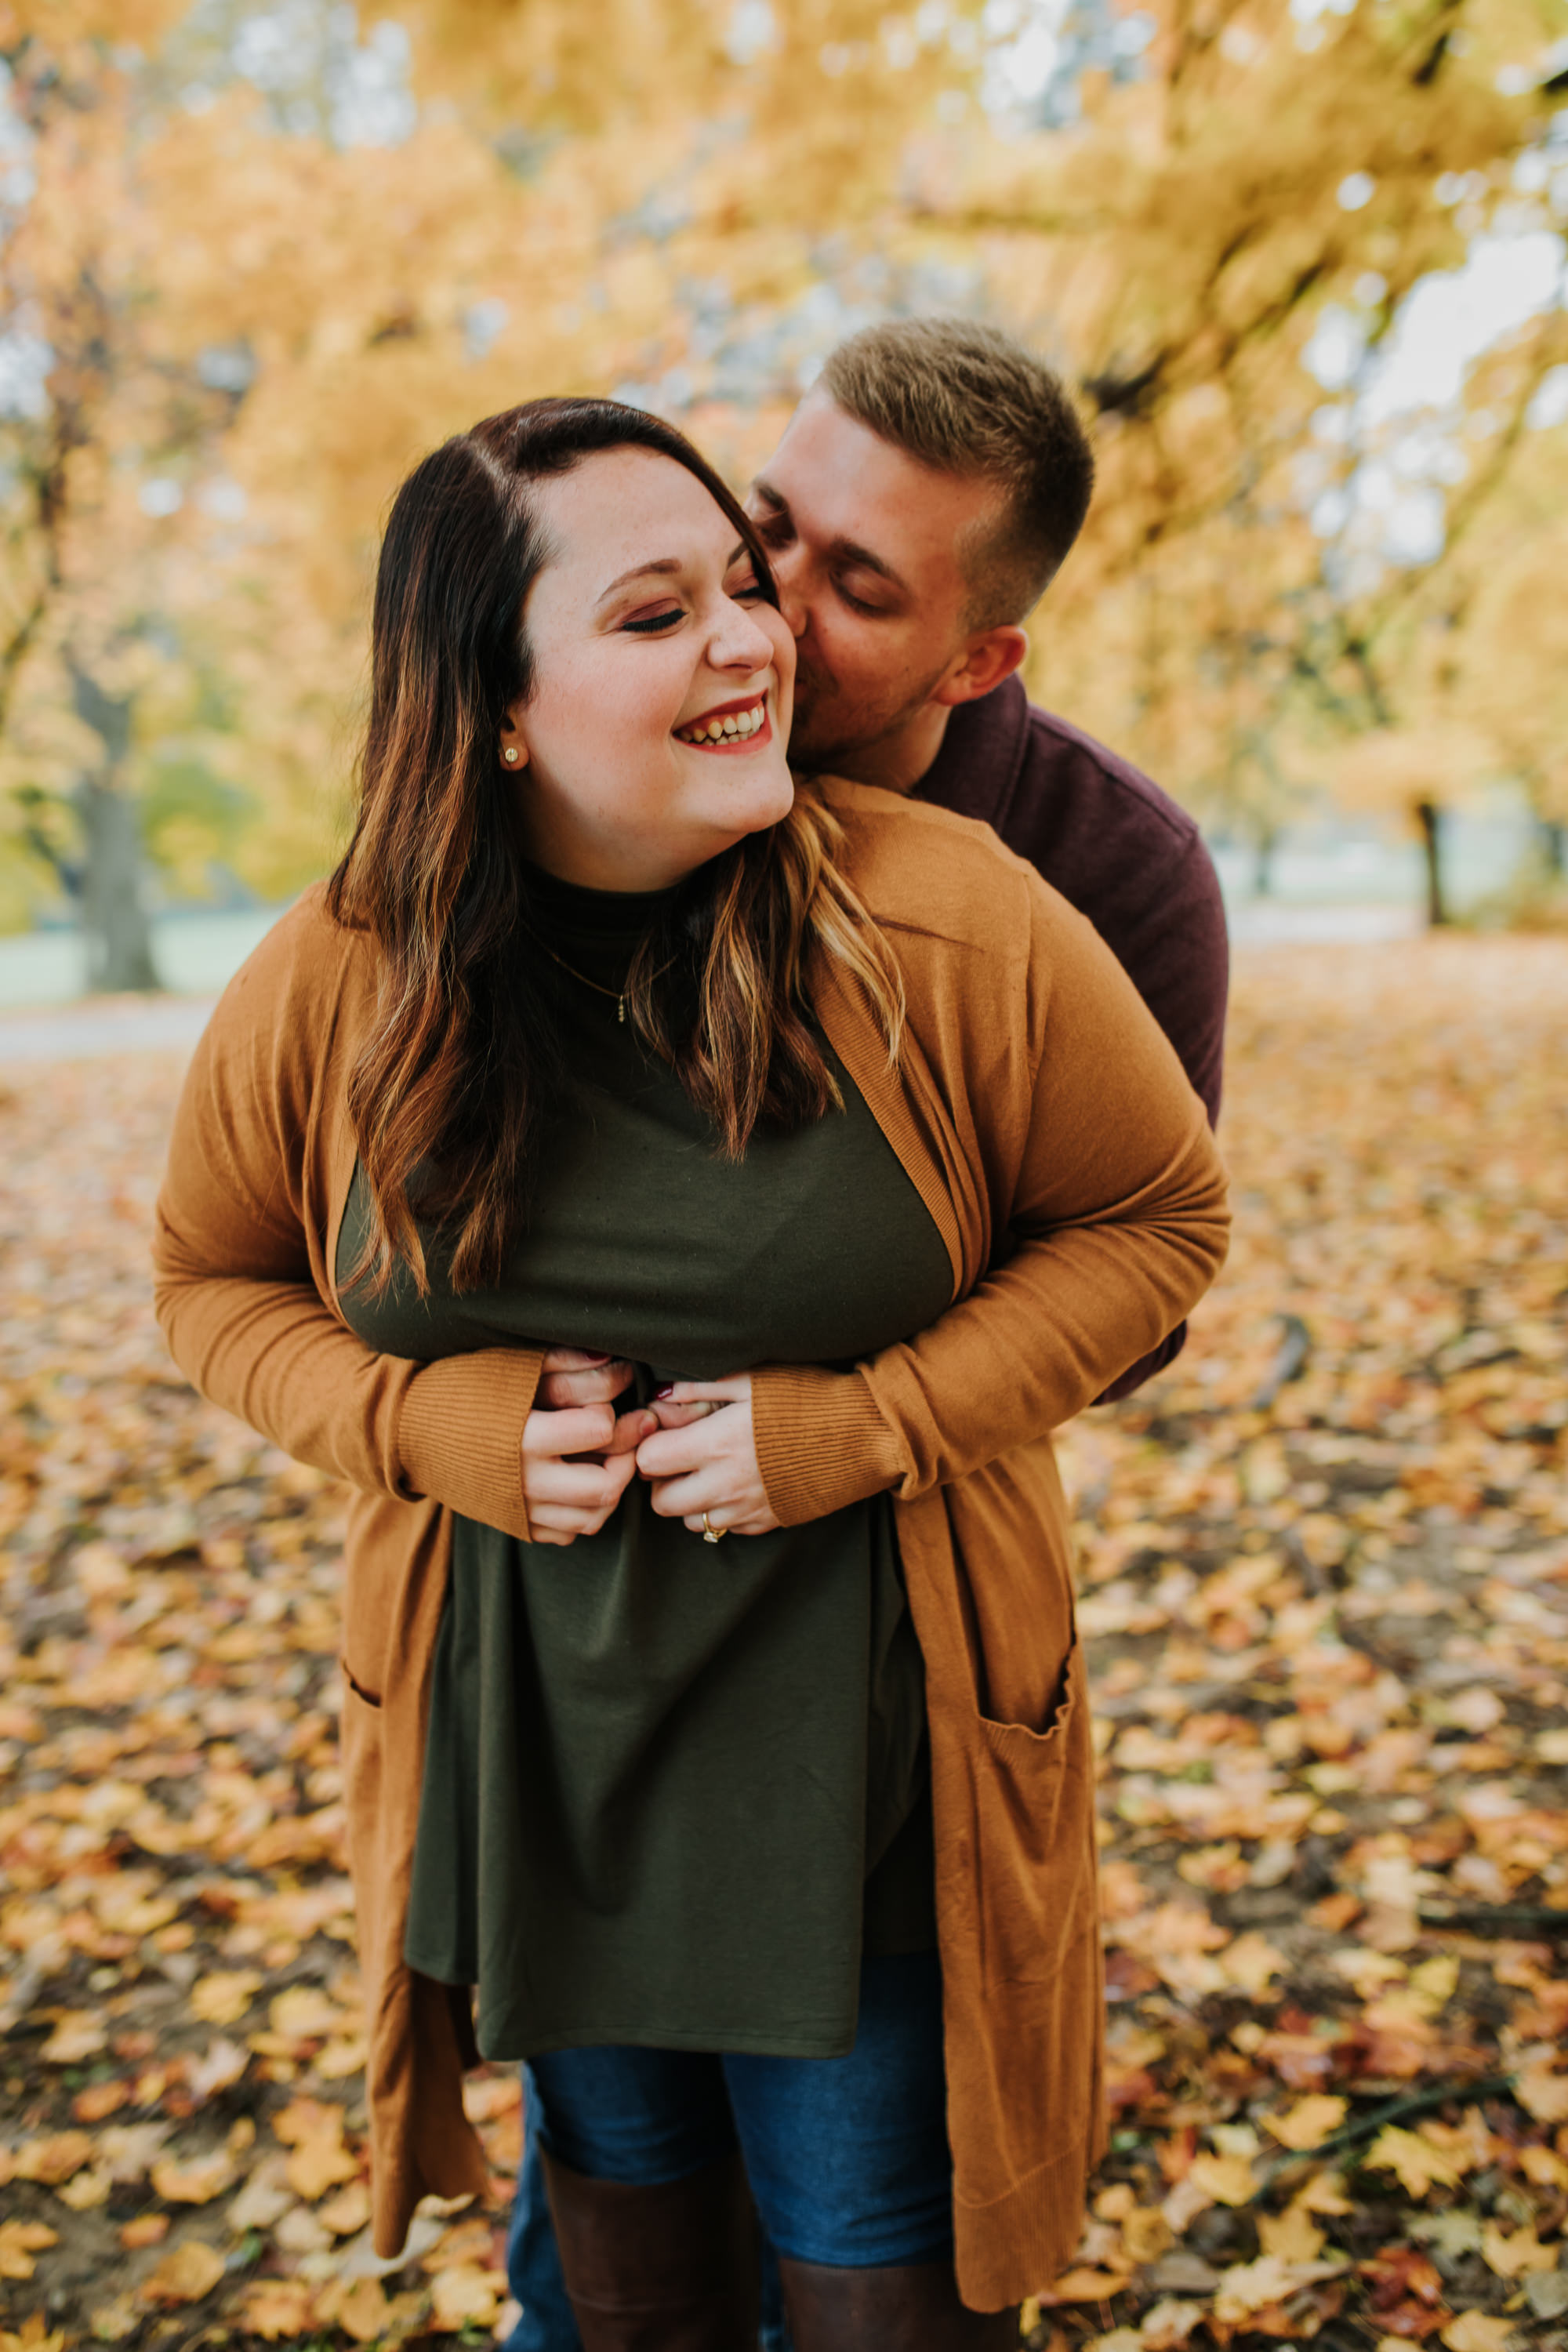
[677,700,766,746]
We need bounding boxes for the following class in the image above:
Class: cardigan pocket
[338,1662,390,1946]
[971,1637,1095,1988]
[341,1657,383,1708]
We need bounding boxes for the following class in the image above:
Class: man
[506,318,1229,2350]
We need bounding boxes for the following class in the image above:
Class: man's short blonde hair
[818,317,1094,627]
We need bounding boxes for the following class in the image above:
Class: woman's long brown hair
[328,397,904,1296]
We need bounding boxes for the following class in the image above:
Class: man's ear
[931,626,1029,711]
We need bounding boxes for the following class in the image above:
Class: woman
[153,398,1228,2350]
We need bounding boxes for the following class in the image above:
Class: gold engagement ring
[702,1513,727,1544]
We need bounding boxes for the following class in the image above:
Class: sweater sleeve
[1091,829,1229,1403]
[752,881,1230,1525]
[151,929,543,1542]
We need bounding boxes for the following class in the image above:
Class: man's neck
[804,701,956,798]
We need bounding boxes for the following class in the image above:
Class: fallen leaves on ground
[1035,944,1568,2351]
[0,2229,55,2286]
[0,2316,66,2352]
[0,1049,522,2342]
[1,938,1565,2350]
[270,2096,361,2201]
[1264,2096,1348,2151]
[138,2238,225,2305]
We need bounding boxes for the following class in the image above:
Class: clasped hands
[520,1345,781,1547]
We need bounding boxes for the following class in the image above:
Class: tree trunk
[1254,826,1279,898]
[67,657,160,993]
[1541,818,1566,878]
[1414,799,1446,927]
[75,779,159,992]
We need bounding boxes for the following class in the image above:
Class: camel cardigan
[152,780,1229,2310]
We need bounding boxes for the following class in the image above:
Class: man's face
[745,390,1014,778]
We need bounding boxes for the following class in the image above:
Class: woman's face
[503,448,797,892]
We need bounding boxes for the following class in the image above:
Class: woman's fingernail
[653,1384,674,1399]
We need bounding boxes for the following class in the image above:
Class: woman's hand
[635,1374,781,1538]
[521,1397,654,1546]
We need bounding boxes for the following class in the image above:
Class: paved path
[0,996,217,1063]
[0,899,1423,1065]
[1226,901,1420,944]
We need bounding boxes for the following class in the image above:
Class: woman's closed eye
[620,577,761,635]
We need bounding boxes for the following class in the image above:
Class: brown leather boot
[777,2255,1021,2349]
[540,2146,760,2351]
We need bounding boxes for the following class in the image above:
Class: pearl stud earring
[503,746,520,763]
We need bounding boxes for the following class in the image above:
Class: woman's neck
[522,862,682,996]
[517,802,738,898]
[524,861,677,924]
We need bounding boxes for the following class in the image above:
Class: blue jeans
[503,1951,950,2351]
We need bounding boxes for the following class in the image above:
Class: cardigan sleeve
[751,878,1229,1525]
[151,925,544,1542]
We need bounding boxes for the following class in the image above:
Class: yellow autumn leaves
[190,1969,263,2027]
[1266,2094,1349,2152]
[2,0,1563,935]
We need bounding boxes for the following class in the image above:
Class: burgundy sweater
[916,677,1229,1399]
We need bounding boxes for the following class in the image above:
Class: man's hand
[538,1345,636,1410]
[635,1374,781,1538]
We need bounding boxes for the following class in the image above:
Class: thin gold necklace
[535,938,630,1022]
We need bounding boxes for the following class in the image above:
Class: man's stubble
[786,644,954,783]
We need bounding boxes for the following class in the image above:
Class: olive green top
[337,865,952,2060]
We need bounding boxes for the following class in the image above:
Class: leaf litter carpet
[1,937,1566,2352]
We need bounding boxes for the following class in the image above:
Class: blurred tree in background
[0,0,1563,979]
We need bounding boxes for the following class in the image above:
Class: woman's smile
[674,691,774,751]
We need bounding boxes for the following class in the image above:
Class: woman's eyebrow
[593,544,747,605]
[594,557,684,607]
